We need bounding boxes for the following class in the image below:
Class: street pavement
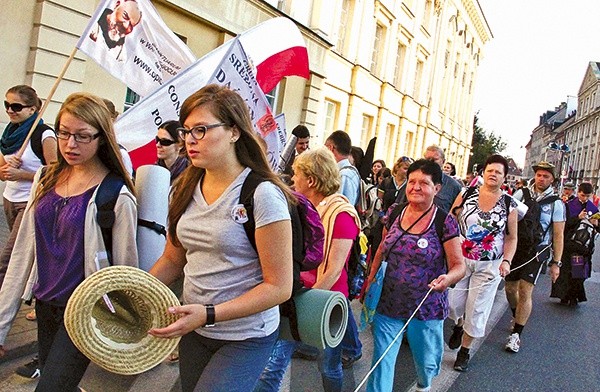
[1,207,599,391]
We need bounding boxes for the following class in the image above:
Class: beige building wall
[1,0,490,179]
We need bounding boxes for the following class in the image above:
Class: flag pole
[16,47,78,159]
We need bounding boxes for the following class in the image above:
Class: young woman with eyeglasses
[148,84,294,392]
[0,85,57,294]
[155,120,189,184]
[0,92,137,390]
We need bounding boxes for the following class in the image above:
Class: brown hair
[168,84,294,245]
[33,92,134,204]
[6,85,42,111]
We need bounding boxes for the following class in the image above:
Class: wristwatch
[204,304,216,327]
[548,260,562,268]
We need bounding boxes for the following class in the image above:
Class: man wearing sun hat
[504,161,565,353]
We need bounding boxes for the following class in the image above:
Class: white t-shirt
[178,167,290,340]
[3,129,56,203]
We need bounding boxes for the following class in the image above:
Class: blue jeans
[255,338,343,392]
[366,312,443,392]
[254,339,297,392]
[179,329,278,392]
[341,300,362,359]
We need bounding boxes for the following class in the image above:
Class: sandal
[167,352,179,363]
[25,310,36,321]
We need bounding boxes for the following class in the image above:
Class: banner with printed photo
[114,17,309,168]
[77,0,195,97]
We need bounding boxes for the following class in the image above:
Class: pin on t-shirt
[231,204,249,223]
[417,238,428,249]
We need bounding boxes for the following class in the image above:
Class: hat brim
[65,266,180,375]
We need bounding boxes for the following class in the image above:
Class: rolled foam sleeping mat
[279,289,348,349]
[135,165,170,272]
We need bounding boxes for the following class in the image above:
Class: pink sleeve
[332,212,360,239]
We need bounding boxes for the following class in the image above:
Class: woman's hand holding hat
[148,304,207,338]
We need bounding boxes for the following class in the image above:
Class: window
[324,99,339,135]
[337,0,351,52]
[265,85,280,113]
[384,123,395,161]
[371,24,384,75]
[400,130,414,158]
[124,88,140,111]
[361,114,374,148]
[393,43,406,88]
[414,60,424,101]
[423,0,433,29]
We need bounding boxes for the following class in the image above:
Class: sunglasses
[4,101,33,113]
[155,136,177,146]
[399,156,414,164]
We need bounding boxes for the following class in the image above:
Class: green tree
[467,114,507,173]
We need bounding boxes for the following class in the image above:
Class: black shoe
[291,348,318,361]
[448,325,464,350]
[453,350,470,372]
[15,357,41,379]
[341,353,362,369]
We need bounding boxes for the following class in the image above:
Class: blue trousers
[366,312,443,392]
[341,300,363,359]
[179,329,278,392]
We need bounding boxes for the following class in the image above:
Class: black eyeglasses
[155,136,177,146]
[4,101,33,113]
[177,123,227,141]
[56,130,101,144]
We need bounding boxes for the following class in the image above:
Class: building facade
[1,0,491,176]
[524,62,600,191]
[564,62,600,189]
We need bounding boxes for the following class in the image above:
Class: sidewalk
[0,212,38,365]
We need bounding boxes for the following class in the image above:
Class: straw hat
[64,266,181,375]
[531,161,556,179]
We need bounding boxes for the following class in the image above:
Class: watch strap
[204,304,216,327]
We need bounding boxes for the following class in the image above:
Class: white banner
[77,0,195,97]
[114,40,282,169]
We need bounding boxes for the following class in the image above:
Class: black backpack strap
[385,202,407,232]
[138,218,166,236]
[95,173,126,266]
[433,207,447,241]
[240,171,266,252]
[30,123,52,165]
[451,186,477,217]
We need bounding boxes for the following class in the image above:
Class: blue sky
[473,0,600,167]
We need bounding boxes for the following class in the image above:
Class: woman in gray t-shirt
[149,85,294,392]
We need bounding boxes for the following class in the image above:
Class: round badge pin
[417,238,428,249]
[231,204,249,223]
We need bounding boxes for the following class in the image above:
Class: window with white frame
[393,43,406,88]
[324,99,339,136]
[361,114,374,148]
[414,60,424,101]
[384,123,395,161]
[371,23,385,76]
[337,0,351,52]
[265,84,280,113]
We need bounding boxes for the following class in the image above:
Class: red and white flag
[76,0,195,97]
[114,17,309,168]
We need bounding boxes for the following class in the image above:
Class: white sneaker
[505,333,521,353]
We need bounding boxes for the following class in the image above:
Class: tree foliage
[467,114,507,173]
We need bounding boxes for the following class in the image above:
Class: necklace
[62,172,98,206]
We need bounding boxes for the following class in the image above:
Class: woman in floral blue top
[366,159,465,392]
[447,154,518,372]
